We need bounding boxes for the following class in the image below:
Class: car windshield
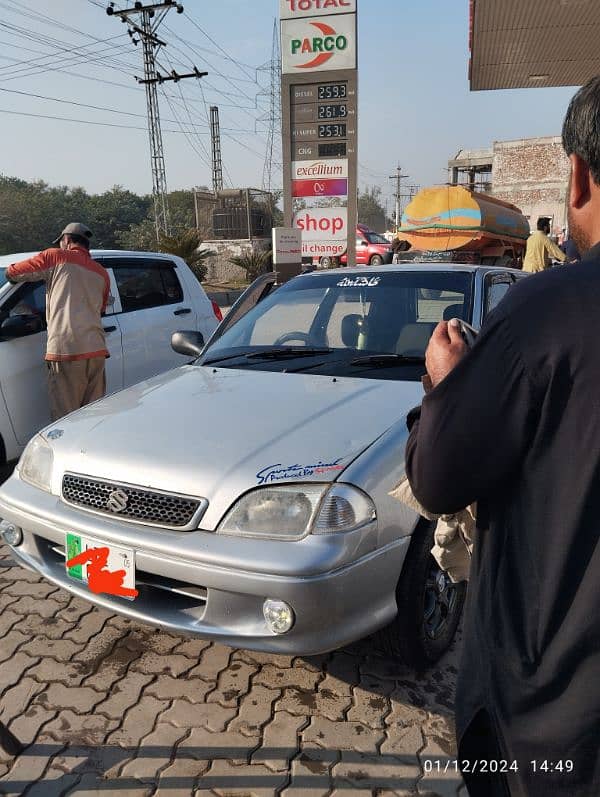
[201,269,473,381]
[0,270,7,289]
[364,232,390,245]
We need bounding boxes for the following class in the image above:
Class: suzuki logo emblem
[106,489,129,514]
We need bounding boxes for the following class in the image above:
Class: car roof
[304,263,524,276]
[0,249,180,269]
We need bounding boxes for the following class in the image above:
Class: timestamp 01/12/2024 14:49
[423,759,575,775]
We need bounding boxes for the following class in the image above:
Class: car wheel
[377,518,466,669]
[370,254,384,266]
[319,256,332,269]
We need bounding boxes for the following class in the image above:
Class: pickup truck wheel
[377,518,466,669]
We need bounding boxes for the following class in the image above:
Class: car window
[417,289,467,322]
[206,270,474,372]
[113,261,183,313]
[248,289,322,345]
[365,232,389,245]
[4,281,46,320]
[325,297,372,347]
[485,279,512,316]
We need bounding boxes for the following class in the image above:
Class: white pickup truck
[0,249,219,464]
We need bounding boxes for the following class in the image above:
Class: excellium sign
[280,0,357,19]
[292,159,348,180]
[282,14,356,74]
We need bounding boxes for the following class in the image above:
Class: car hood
[44,365,424,529]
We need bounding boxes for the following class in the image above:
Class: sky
[0,0,578,215]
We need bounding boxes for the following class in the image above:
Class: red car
[340,224,392,266]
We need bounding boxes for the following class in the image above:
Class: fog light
[1,523,22,547]
[263,599,295,635]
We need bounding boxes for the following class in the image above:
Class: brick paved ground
[0,542,466,796]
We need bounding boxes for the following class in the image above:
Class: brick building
[449,135,570,235]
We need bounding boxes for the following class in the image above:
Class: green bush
[229,248,272,281]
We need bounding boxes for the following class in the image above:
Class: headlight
[218,483,376,540]
[18,435,54,492]
[218,485,324,540]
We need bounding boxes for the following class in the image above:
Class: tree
[116,219,157,252]
[87,187,150,248]
[358,186,387,231]
[116,189,198,252]
[158,229,214,283]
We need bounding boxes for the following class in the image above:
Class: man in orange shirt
[6,223,110,420]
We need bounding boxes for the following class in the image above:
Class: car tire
[370,255,384,266]
[377,518,466,669]
[319,256,332,269]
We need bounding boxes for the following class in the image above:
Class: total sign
[293,207,348,258]
[280,0,357,19]
[282,13,356,74]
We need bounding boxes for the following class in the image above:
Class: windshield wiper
[350,353,425,367]
[246,347,333,360]
[202,352,256,366]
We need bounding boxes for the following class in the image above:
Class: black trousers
[459,710,512,797]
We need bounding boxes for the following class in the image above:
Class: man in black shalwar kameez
[406,78,600,796]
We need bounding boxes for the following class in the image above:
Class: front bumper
[0,477,410,655]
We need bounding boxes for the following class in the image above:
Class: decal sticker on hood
[257,458,345,485]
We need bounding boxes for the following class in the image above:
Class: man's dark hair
[537,218,550,232]
[66,233,91,250]
[562,75,600,185]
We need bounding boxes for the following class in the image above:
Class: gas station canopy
[469,0,600,91]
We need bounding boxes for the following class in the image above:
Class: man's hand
[425,318,468,388]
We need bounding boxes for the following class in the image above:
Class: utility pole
[106,1,207,239]
[210,106,224,194]
[258,19,282,194]
[388,165,409,230]
[399,184,420,220]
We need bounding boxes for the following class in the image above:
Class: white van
[0,249,219,463]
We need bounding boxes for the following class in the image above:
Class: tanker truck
[393,185,530,268]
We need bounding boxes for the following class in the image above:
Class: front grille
[62,474,204,529]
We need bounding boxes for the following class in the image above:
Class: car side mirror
[0,314,44,340]
[361,240,369,247]
[171,330,205,358]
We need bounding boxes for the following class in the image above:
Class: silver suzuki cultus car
[0,264,524,667]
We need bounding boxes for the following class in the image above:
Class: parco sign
[282,14,356,74]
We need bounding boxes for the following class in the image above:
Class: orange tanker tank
[398,186,529,265]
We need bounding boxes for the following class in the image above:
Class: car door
[110,257,193,387]
[0,277,123,446]
[355,235,369,265]
[94,263,124,395]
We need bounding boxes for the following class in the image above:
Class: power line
[0,84,212,128]
[0,106,205,132]
[163,22,257,106]
[181,11,256,82]
[159,83,213,171]
[0,13,140,78]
